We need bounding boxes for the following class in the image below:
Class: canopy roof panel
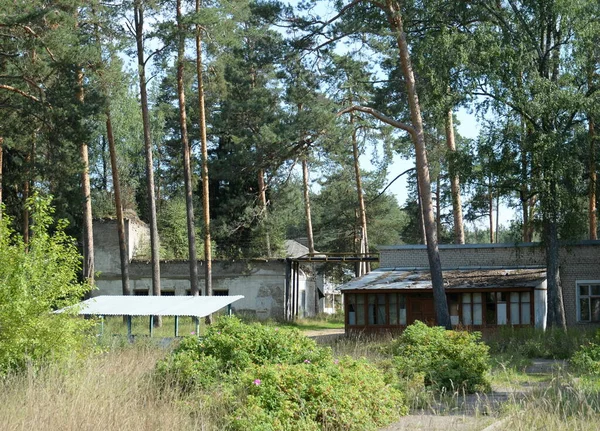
[58,295,244,318]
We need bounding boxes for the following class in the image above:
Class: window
[213,289,229,296]
[134,289,149,296]
[509,292,531,325]
[462,291,531,326]
[389,293,407,325]
[578,282,600,322]
[368,294,387,325]
[346,294,365,326]
[346,293,406,327]
[462,293,483,325]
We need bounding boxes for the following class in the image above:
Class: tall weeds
[0,342,204,431]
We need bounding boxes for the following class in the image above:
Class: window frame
[576,280,600,323]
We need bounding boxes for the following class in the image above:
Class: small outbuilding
[340,242,600,334]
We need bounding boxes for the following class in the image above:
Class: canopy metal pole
[149,315,154,337]
[127,315,132,339]
[100,315,104,336]
[195,317,200,336]
[174,315,179,337]
[228,304,232,316]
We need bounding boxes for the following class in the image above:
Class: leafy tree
[0,194,93,374]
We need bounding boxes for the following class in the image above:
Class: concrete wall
[93,219,317,320]
[378,242,600,326]
[95,259,288,320]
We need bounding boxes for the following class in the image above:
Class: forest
[1,1,599,322]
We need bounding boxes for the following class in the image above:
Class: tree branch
[0,84,41,103]
[370,167,415,203]
[338,105,415,136]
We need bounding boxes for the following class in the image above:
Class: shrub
[392,321,491,393]
[156,316,330,390]
[0,194,94,374]
[571,331,600,375]
[230,358,407,431]
[157,316,408,430]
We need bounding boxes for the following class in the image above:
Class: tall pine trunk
[445,110,465,244]
[135,1,161,325]
[77,69,94,286]
[589,115,597,240]
[302,158,315,254]
[544,209,566,330]
[196,0,213,325]
[258,169,271,257]
[488,176,494,243]
[177,0,199,296]
[385,0,450,328]
[0,137,2,220]
[106,111,131,296]
[23,144,31,244]
[351,114,369,275]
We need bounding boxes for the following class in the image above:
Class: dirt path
[380,359,567,431]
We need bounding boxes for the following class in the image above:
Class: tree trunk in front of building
[589,116,597,240]
[351,114,369,275]
[135,1,161,326]
[177,0,199,296]
[0,137,3,221]
[544,212,567,330]
[258,168,271,258]
[106,111,131,296]
[386,0,450,328]
[445,110,465,244]
[77,69,94,287]
[302,158,315,254]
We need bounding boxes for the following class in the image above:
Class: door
[407,296,436,325]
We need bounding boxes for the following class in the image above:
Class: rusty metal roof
[339,268,547,291]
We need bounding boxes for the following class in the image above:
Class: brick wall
[378,242,600,326]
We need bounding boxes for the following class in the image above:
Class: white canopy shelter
[62,295,244,318]
[57,295,244,337]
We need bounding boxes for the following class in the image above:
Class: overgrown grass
[501,373,600,431]
[484,326,596,359]
[98,315,210,338]
[3,320,599,431]
[0,341,207,431]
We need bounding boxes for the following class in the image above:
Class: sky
[376,106,516,229]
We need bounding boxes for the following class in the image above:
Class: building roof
[285,239,311,258]
[339,268,547,291]
[57,295,244,318]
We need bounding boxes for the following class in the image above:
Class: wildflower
[190,331,196,335]
[275,327,279,331]
[253,379,261,386]
[334,359,339,365]
[304,359,311,364]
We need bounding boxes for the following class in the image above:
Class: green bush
[571,331,600,375]
[157,316,407,430]
[392,321,491,393]
[156,316,330,390]
[0,194,94,374]
[230,358,407,431]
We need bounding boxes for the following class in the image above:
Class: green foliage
[571,331,600,375]
[230,358,407,431]
[0,195,94,374]
[392,321,491,393]
[157,316,407,430]
[156,316,331,390]
[485,326,595,360]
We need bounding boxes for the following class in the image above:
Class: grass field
[1,321,599,431]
